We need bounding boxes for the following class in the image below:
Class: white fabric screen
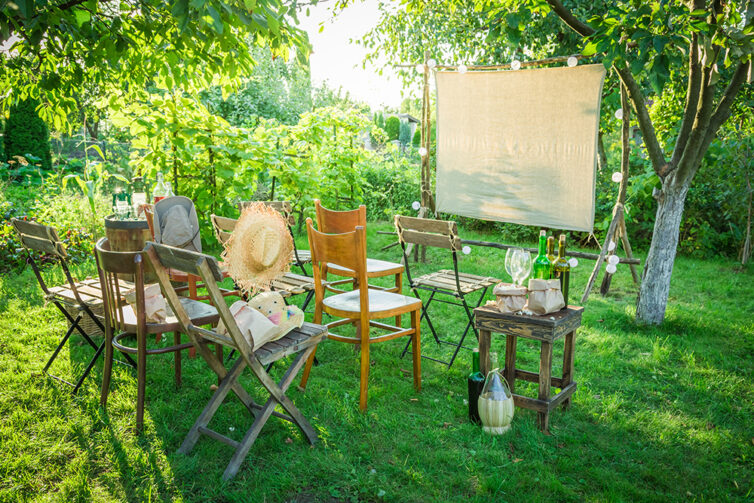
[435,64,606,232]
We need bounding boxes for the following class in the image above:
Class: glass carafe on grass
[478,370,514,435]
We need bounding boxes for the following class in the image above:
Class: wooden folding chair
[144,241,327,480]
[299,219,422,411]
[10,218,136,393]
[394,216,499,368]
[210,213,315,310]
[237,200,311,275]
[95,238,219,431]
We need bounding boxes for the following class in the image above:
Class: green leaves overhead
[0,0,313,129]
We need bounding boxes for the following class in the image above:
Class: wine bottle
[531,230,551,279]
[152,172,168,203]
[552,234,571,306]
[546,236,556,278]
[468,348,485,425]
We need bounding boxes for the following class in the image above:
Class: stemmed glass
[505,247,532,286]
[504,248,517,283]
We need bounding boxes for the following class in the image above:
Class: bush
[398,121,412,146]
[385,116,400,141]
[361,149,420,220]
[4,99,52,171]
[412,128,421,147]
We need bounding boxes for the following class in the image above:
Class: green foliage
[398,120,412,146]
[1,0,311,130]
[384,116,400,141]
[362,148,420,219]
[3,99,52,170]
[412,128,421,147]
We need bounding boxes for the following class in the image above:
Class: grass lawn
[0,222,752,502]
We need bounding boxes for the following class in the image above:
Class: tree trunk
[636,178,689,324]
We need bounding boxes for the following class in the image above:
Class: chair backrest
[10,218,79,299]
[394,215,464,290]
[210,214,237,245]
[143,241,250,354]
[153,196,201,252]
[143,204,156,239]
[306,217,368,307]
[95,237,147,336]
[314,199,366,234]
[238,200,296,227]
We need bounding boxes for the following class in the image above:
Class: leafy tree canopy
[1,0,314,130]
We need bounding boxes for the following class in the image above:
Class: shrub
[398,121,412,146]
[412,128,421,147]
[361,149,420,220]
[385,116,400,141]
[3,99,52,170]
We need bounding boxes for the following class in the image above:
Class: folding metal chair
[144,241,327,480]
[10,218,136,393]
[394,216,499,368]
[237,200,311,275]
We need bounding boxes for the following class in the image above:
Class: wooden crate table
[474,305,584,433]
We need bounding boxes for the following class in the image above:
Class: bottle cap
[540,230,546,236]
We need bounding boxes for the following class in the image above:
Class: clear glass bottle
[552,234,571,306]
[468,349,485,424]
[531,230,551,279]
[152,172,168,203]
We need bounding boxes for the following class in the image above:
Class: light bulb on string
[427,59,437,69]
[418,147,428,157]
[458,64,468,74]
[605,263,617,274]
[568,258,578,268]
[462,246,471,255]
[612,172,623,183]
[615,108,624,120]
[567,56,578,67]
[412,201,421,211]
[607,240,616,252]
[510,59,521,70]
[608,254,620,265]
[415,63,425,73]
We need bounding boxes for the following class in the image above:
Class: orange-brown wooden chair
[299,218,422,410]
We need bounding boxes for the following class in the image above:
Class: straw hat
[221,202,293,295]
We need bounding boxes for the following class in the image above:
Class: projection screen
[435,64,606,232]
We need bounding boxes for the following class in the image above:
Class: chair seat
[254,322,327,366]
[327,258,404,278]
[48,277,133,308]
[271,272,315,297]
[413,270,499,294]
[120,296,219,334]
[323,289,421,320]
[292,249,311,264]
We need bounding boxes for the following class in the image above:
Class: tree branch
[614,65,667,176]
[699,60,751,153]
[670,32,702,168]
[545,0,594,37]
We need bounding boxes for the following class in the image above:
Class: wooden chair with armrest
[144,241,327,480]
[298,218,422,411]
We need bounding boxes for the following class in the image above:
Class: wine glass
[512,249,532,286]
[504,247,518,284]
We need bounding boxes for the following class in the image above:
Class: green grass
[1,223,752,502]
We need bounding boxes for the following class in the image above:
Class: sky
[297,1,407,110]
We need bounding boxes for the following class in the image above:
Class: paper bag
[493,283,527,313]
[525,279,565,315]
[216,300,280,349]
[125,283,167,323]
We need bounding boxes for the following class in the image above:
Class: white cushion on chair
[323,289,420,319]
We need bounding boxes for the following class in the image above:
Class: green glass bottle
[546,236,556,278]
[468,349,485,424]
[552,234,571,306]
[532,230,551,279]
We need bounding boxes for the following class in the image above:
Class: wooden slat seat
[293,249,311,264]
[114,296,218,334]
[254,322,327,367]
[326,258,405,277]
[323,289,421,320]
[47,278,133,308]
[412,270,499,294]
[270,272,315,297]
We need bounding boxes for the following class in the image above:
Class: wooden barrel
[104,215,152,252]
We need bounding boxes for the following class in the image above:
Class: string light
[607,240,616,252]
[568,258,578,268]
[615,108,624,120]
[510,59,521,70]
[605,263,617,274]
[458,64,468,74]
[608,254,620,265]
[412,201,421,211]
[567,56,578,67]
[612,172,623,183]
[427,59,437,69]
[415,63,424,73]
[462,246,471,255]
[418,147,428,157]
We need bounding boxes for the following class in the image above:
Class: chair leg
[43,315,79,374]
[298,345,318,391]
[395,272,402,328]
[100,328,114,407]
[136,332,147,433]
[411,308,421,391]
[174,332,182,388]
[359,318,370,411]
